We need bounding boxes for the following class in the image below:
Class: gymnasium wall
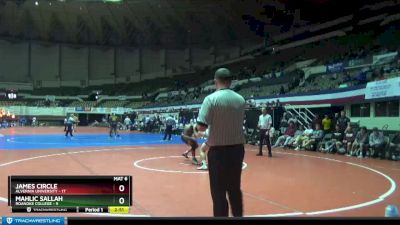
[0,39,243,88]
[191,47,212,68]
[89,47,114,80]
[61,46,89,82]
[116,48,140,83]
[31,44,59,82]
[0,40,29,83]
[345,101,400,131]
[166,49,188,73]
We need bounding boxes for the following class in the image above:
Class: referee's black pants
[208,144,245,217]
[65,124,73,137]
[163,125,173,140]
[259,129,271,155]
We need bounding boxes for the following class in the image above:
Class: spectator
[272,121,296,148]
[90,120,99,127]
[303,123,324,151]
[337,111,350,132]
[350,126,369,158]
[369,127,385,159]
[312,115,322,130]
[320,125,343,153]
[355,70,367,85]
[322,114,332,133]
[284,125,305,148]
[288,115,298,126]
[32,117,37,127]
[279,86,285,95]
[1,120,9,128]
[332,112,340,129]
[343,71,352,83]
[292,77,300,89]
[339,125,356,155]
[124,116,132,130]
[144,115,150,132]
[388,133,400,160]
[19,116,27,127]
[331,73,338,80]
[375,71,386,81]
[279,112,289,134]
[271,70,276,78]
[294,125,314,151]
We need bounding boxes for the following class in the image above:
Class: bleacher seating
[1,29,399,110]
[68,101,98,107]
[0,101,26,106]
[124,101,150,109]
[97,100,129,108]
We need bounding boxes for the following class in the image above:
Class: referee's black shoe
[268,152,272,157]
[256,153,263,156]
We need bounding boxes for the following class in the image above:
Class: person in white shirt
[63,117,68,131]
[257,107,273,157]
[32,117,37,127]
[124,116,132,130]
[65,114,76,137]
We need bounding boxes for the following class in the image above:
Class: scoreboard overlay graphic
[7,176,132,214]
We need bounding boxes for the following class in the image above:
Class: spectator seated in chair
[320,125,344,154]
[284,125,305,149]
[273,121,296,148]
[387,132,400,161]
[294,125,314,151]
[318,133,333,153]
[350,126,369,158]
[369,127,385,159]
[342,125,356,155]
[303,123,324,151]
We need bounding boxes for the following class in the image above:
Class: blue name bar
[2,217,65,225]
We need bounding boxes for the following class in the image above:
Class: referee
[163,115,176,141]
[257,107,273,157]
[196,68,246,217]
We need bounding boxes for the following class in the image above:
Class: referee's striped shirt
[197,89,246,147]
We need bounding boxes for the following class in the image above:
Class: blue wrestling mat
[0,133,205,150]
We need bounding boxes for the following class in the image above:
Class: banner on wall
[92,108,106,114]
[66,107,75,113]
[326,62,345,73]
[75,107,91,112]
[111,108,126,114]
[346,57,370,67]
[365,77,400,99]
[372,52,398,65]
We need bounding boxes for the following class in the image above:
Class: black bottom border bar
[66,217,399,225]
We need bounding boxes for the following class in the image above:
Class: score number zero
[118,184,125,205]
[114,177,129,205]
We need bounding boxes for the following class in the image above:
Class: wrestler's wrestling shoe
[197,164,208,170]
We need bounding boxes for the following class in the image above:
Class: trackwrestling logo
[2,217,64,225]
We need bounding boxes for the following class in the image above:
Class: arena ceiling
[0,0,391,47]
